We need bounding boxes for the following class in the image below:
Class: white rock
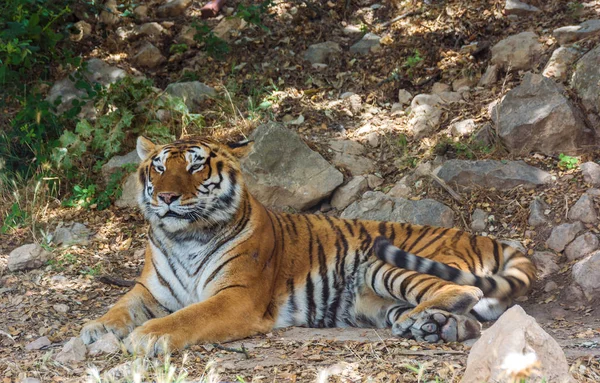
[52,222,91,246]
[478,64,499,87]
[55,337,87,363]
[8,244,51,272]
[367,174,384,188]
[462,305,574,383]
[565,233,599,261]
[546,221,585,252]
[365,132,379,147]
[349,33,381,55]
[528,197,549,227]
[450,119,476,137]
[471,209,488,232]
[53,304,70,314]
[133,42,166,68]
[553,19,600,45]
[115,173,139,209]
[303,41,342,64]
[568,194,597,223]
[431,82,450,94]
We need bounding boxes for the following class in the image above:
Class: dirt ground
[3,0,600,381]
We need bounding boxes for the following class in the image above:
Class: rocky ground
[3,0,600,381]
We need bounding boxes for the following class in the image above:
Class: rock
[450,119,476,137]
[133,42,166,69]
[462,306,573,383]
[436,91,463,104]
[115,173,139,209]
[431,83,450,94]
[408,94,444,138]
[581,162,600,186]
[99,0,119,25]
[493,73,589,155]
[452,77,475,91]
[528,197,549,227]
[241,123,343,211]
[571,45,600,115]
[330,140,377,176]
[87,332,120,356]
[52,222,92,247]
[55,337,87,363]
[490,32,543,71]
[303,41,342,64]
[101,150,140,181]
[165,81,216,112]
[349,33,381,55]
[176,25,196,45]
[543,47,581,82]
[367,174,384,188]
[8,244,51,272]
[573,251,600,300]
[499,239,526,255]
[365,132,379,148]
[53,303,70,314]
[134,22,165,39]
[212,17,247,42]
[387,179,412,199]
[553,20,600,45]
[504,0,541,16]
[70,21,92,41]
[21,378,41,383]
[565,233,599,261]
[343,25,362,35]
[397,89,412,105]
[47,59,127,117]
[344,94,363,114]
[26,336,51,351]
[471,209,488,232]
[531,251,560,279]
[546,221,585,252]
[568,194,597,223]
[157,0,192,17]
[342,191,454,227]
[435,159,552,190]
[331,176,369,210]
[133,5,148,19]
[472,123,495,147]
[544,281,558,292]
[477,64,499,87]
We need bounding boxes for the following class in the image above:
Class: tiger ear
[226,139,254,159]
[137,136,156,160]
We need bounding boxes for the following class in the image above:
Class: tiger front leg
[126,289,274,356]
[81,284,168,344]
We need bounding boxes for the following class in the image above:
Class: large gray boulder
[554,20,600,45]
[572,251,600,300]
[241,123,343,210]
[493,73,591,155]
[571,45,600,115]
[8,244,51,272]
[341,191,454,227]
[435,159,552,190]
[164,81,216,113]
[490,32,543,71]
[462,305,574,383]
[47,59,127,117]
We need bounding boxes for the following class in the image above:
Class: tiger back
[79,136,536,354]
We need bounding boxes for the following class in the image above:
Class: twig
[429,173,464,202]
[96,275,136,287]
[379,9,423,28]
[212,343,251,359]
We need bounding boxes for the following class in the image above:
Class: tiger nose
[158,192,181,205]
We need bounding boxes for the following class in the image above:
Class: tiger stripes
[80,136,536,355]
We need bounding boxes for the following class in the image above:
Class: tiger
[80,136,536,355]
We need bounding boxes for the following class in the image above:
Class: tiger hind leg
[392,284,484,343]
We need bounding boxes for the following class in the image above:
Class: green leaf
[75,120,93,138]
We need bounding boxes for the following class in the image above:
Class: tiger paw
[392,309,481,343]
[125,318,185,357]
[80,318,133,345]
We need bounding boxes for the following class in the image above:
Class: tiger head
[135,136,251,232]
